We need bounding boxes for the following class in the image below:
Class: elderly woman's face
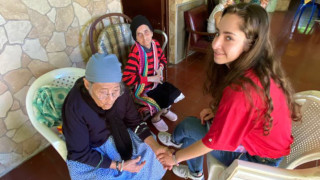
[84,79,121,110]
[136,24,153,48]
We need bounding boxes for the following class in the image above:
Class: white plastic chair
[26,67,85,161]
[207,90,320,180]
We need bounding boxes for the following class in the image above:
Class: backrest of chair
[279,91,320,169]
[97,23,135,67]
[184,4,208,45]
[89,13,168,69]
[89,13,132,53]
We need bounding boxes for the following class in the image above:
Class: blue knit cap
[85,53,122,83]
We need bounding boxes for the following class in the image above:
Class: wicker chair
[89,13,167,71]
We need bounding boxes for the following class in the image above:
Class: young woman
[157,3,299,180]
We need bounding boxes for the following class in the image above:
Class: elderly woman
[122,15,184,132]
[62,53,167,179]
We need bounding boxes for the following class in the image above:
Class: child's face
[136,25,153,49]
[211,14,248,66]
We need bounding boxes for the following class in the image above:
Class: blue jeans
[172,116,283,174]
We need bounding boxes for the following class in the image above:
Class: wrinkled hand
[199,108,214,125]
[157,150,176,169]
[156,67,164,82]
[155,146,174,170]
[148,68,163,84]
[122,156,146,173]
[148,75,162,83]
[154,145,169,156]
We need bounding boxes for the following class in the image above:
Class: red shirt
[202,71,293,158]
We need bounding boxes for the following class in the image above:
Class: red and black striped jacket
[122,40,167,91]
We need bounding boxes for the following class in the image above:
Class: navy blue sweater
[62,79,152,168]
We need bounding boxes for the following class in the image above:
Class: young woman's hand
[144,136,173,170]
[155,146,175,170]
[122,156,146,173]
[157,151,176,168]
[199,108,214,124]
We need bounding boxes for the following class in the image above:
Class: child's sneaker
[152,119,168,132]
[163,110,178,121]
[173,165,204,180]
[158,132,182,148]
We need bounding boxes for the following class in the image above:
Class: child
[157,3,299,180]
[123,15,184,132]
[207,0,234,33]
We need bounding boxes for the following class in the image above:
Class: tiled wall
[0,0,122,177]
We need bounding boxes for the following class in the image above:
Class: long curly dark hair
[204,3,300,135]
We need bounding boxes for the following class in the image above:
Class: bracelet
[172,151,179,165]
[134,122,147,133]
[120,160,124,172]
[116,161,119,171]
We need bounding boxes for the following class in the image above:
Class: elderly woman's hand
[147,68,163,83]
[154,145,169,155]
[122,156,146,173]
[147,75,163,84]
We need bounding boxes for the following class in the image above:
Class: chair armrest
[219,159,320,180]
[207,153,227,180]
[294,90,320,105]
[32,121,67,161]
[52,138,67,161]
[154,29,168,51]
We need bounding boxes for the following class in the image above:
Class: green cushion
[33,86,71,127]
[97,23,135,67]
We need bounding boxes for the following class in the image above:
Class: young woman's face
[136,25,153,48]
[212,14,248,66]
